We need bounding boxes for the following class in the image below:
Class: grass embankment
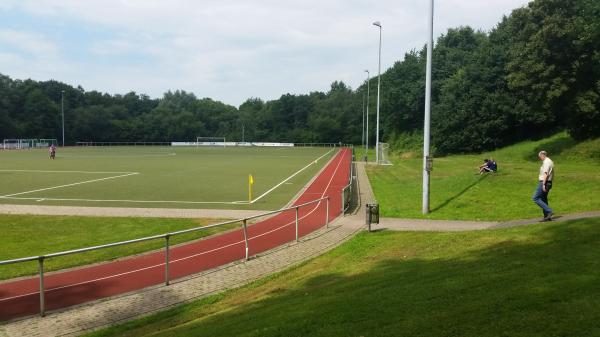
[89,217,600,337]
[0,215,236,280]
[367,133,600,220]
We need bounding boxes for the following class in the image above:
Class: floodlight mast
[364,70,370,160]
[373,21,382,165]
[61,90,65,147]
[423,0,434,214]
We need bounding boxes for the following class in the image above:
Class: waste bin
[366,203,380,231]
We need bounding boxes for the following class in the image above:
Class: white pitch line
[2,196,248,205]
[0,149,349,303]
[0,169,138,174]
[0,172,140,198]
[250,148,334,204]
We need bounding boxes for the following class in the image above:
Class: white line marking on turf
[250,148,334,204]
[0,172,140,198]
[0,149,348,303]
[3,196,248,205]
[0,169,138,174]
[0,149,334,205]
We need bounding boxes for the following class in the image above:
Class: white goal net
[378,142,393,165]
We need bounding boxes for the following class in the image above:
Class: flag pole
[248,174,253,202]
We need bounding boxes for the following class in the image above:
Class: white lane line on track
[0,149,348,302]
[0,173,140,198]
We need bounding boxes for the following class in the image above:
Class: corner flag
[248,174,254,202]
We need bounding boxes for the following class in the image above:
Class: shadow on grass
[525,135,577,161]
[90,218,600,337]
[430,174,489,213]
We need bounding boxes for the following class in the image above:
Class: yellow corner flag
[248,174,254,202]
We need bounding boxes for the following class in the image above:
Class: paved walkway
[1,162,598,337]
[373,211,600,232]
[0,204,268,219]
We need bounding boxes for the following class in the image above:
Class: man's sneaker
[543,212,554,221]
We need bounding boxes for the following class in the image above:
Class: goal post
[36,139,58,148]
[196,137,226,147]
[377,142,393,165]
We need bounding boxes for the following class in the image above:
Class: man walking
[532,150,554,221]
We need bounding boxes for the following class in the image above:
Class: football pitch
[0,146,336,210]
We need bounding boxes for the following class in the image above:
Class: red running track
[0,148,352,321]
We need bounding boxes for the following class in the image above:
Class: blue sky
[0,0,530,107]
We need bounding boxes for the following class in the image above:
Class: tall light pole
[364,70,370,160]
[423,0,434,214]
[362,86,365,150]
[373,21,382,165]
[61,90,65,147]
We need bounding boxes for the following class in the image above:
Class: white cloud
[0,0,530,105]
[0,29,59,56]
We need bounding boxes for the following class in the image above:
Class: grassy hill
[88,217,600,337]
[367,133,600,220]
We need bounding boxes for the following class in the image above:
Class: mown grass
[88,217,600,337]
[367,133,600,220]
[0,215,237,280]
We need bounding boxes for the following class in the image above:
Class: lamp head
[373,21,381,27]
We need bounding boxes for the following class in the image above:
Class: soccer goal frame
[377,142,393,166]
[196,137,226,147]
[36,139,58,148]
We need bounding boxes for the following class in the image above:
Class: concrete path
[0,204,267,219]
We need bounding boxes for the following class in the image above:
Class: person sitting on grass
[488,157,497,172]
[478,159,494,174]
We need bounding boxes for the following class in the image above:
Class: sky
[0,0,531,107]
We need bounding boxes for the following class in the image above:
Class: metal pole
[61,90,65,147]
[341,189,345,215]
[164,235,170,286]
[38,256,45,317]
[325,197,330,228]
[373,22,382,165]
[295,207,299,242]
[365,70,370,160]
[242,219,249,260]
[362,88,365,150]
[423,0,434,214]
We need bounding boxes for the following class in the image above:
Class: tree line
[1,0,598,154]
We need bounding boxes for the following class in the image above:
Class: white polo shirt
[539,157,554,181]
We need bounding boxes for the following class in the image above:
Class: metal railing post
[341,189,345,215]
[38,256,45,317]
[164,235,170,286]
[242,219,249,260]
[295,206,299,242]
[326,197,330,229]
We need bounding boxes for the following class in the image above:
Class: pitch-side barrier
[0,196,332,317]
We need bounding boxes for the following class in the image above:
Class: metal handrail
[0,196,330,267]
[0,195,332,317]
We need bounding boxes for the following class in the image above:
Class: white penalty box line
[0,170,140,199]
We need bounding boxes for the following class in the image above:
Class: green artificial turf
[0,146,334,210]
[367,133,600,220]
[87,217,600,337]
[0,214,237,280]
